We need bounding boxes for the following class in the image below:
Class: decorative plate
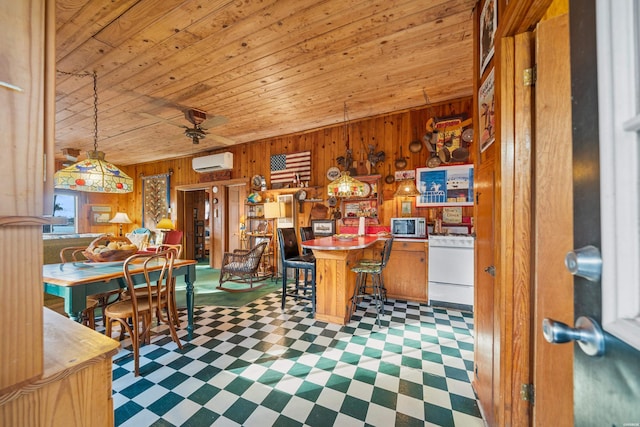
[328,196,338,207]
[326,167,341,181]
[333,233,357,241]
[360,182,371,197]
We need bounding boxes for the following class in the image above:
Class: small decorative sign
[442,207,463,223]
[394,170,415,181]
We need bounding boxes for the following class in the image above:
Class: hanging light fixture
[393,179,421,198]
[54,71,133,193]
[327,172,367,198]
[328,103,367,198]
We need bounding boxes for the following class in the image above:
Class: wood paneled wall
[80,97,473,234]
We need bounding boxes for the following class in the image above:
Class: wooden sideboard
[364,239,429,303]
[0,309,119,426]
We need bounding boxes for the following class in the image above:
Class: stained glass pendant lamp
[54,71,133,193]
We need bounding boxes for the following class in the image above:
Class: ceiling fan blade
[139,112,185,128]
[206,133,235,146]
[200,115,228,129]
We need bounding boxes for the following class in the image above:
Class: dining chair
[103,250,182,376]
[277,228,316,316]
[59,246,118,328]
[154,243,183,325]
[163,230,183,245]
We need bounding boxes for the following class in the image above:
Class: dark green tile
[305,404,338,427]
[120,378,154,398]
[395,412,425,427]
[258,368,285,386]
[383,342,403,354]
[378,361,400,376]
[225,376,253,395]
[403,338,422,349]
[158,371,189,390]
[422,350,443,364]
[194,365,222,382]
[444,366,470,382]
[440,345,461,358]
[423,373,448,391]
[262,389,293,412]
[401,355,422,369]
[424,402,455,427]
[223,397,257,424]
[188,383,221,405]
[398,379,423,399]
[315,356,338,371]
[339,351,361,365]
[326,373,351,393]
[450,393,482,417]
[181,408,219,427]
[288,363,312,378]
[371,386,397,410]
[363,346,382,359]
[458,341,474,351]
[353,367,377,385]
[148,391,182,416]
[296,381,322,402]
[340,395,369,421]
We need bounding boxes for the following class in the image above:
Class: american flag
[270,151,311,184]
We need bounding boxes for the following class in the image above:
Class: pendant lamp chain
[91,71,98,152]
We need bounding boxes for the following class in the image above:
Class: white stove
[428,234,475,310]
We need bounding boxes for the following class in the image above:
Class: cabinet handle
[0,81,23,92]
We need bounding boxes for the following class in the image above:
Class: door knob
[484,265,495,277]
[565,245,602,282]
[542,316,605,356]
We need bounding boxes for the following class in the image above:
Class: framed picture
[480,0,497,76]
[277,194,294,228]
[401,200,413,217]
[142,173,170,229]
[341,199,379,225]
[311,219,336,237]
[416,164,474,207]
[90,205,112,225]
[479,68,495,152]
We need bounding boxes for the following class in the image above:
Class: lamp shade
[327,172,367,198]
[109,212,132,224]
[156,218,175,230]
[54,151,134,193]
[393,180,421,198]
[263,202,285,219]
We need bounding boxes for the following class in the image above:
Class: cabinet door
[382,241,428,303]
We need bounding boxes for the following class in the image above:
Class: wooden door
[532,13,573,427]
[473,156,496,425]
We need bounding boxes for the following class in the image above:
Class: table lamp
[263,202,284,233]
[155,217,175,245]
[109,212,132,236]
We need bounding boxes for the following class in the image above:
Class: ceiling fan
[140,108,234,145]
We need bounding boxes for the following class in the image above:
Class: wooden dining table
[43,258,198,339]
[301,235,380,324]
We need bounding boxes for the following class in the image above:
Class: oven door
[428,245,474,285]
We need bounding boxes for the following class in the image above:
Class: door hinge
[523,65,537,86]
[521,383,535,404]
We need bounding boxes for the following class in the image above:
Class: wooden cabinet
[363,239,428,303]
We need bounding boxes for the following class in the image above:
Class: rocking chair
[217,241,269,292]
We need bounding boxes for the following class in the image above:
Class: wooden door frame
[176,178,247,267]
[487,1,558,426]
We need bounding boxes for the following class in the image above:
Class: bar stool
[353,240,389,302]
[277,228,316,316]
[299,226,316,291]
[349,237,394,326]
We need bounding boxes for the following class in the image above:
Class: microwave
[390,217,427,238]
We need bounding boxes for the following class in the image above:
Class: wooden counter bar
[302,235,379,324]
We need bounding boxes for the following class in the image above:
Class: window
[44,191,78,234]
[596,0,640,350]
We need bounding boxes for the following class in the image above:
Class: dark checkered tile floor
[110,290,485,426]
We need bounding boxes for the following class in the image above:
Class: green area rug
[175,265,280,308]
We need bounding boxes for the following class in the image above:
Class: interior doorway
[176,178,247,269]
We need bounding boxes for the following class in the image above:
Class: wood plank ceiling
[55,0,476,166]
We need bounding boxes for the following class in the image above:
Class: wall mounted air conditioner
[192,152,234,173]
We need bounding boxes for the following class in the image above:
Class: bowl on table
[82,235,138,263]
